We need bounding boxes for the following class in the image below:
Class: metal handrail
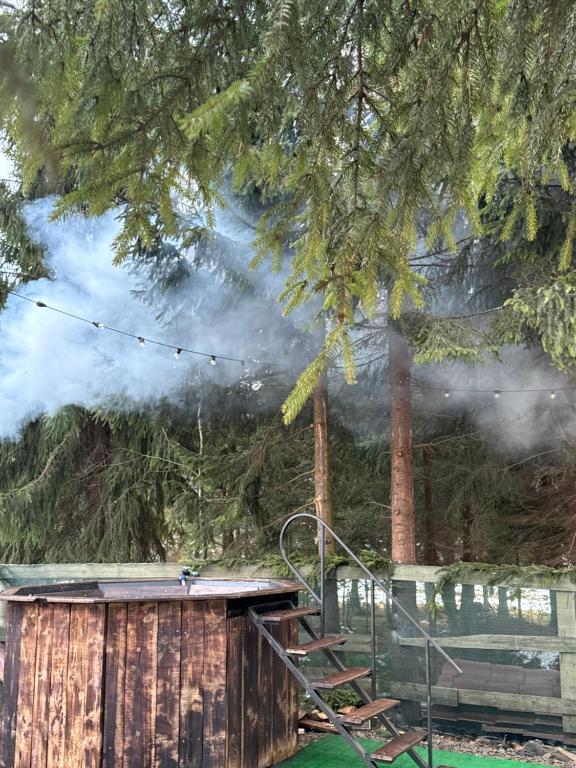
[279,512,462,674]
[279,512,462,768]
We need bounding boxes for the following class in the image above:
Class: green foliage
[317,688,363,712]
[3,0,576,416]
[405,314,500,365]
[3,1,576,569]
[0,406,178,562]
[428,560,576,614]
[435,560,576,589]
[0,183,47,299]
[504,273,576,370]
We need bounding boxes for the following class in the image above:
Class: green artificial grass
[276,735,555,768]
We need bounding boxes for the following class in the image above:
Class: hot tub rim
[0,576,305,603]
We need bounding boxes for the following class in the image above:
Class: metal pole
[371,578,377,700]
[279,513,463,674]
[425,639,433,768]
[320,523,326,637]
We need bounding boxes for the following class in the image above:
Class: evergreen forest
[0,0,576,575]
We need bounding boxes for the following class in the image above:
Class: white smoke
[0,196,306,437]
[416,347,574,451]
[2,188,573,451]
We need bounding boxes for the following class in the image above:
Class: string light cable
[416,381,572,399]
[4,289,575,399]
[6,289,247,366]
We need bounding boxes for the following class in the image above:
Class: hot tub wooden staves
[0,578,302,768]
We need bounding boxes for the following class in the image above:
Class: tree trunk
[389,328,416,563]
[442,584,460,634]
[197,399,208,560]
[313,374,335,555]
[422,445,438,565]
[497,587,510,619]
[222,528,234,551]
[462,504,475,562]
[313,373,340,631]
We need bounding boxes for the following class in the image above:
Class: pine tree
[3,1,576,568]
[2,0,576,416]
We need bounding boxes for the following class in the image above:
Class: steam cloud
[0,197,304,437]
[416,348,573,452]
[0,192,573,452]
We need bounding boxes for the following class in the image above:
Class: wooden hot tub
[0,576,302,768]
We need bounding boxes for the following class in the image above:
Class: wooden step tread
[298,717,339,734]
[299,715,370,733]
[313,667,372,690]
[258,606,320,623]
[340,698,400,725]
[286,634,348,656]
[370,730,426,762]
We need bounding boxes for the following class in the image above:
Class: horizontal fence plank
[399,634,572,652]
[390,683,458,706]
[390,683,576,716]
[0,561,575,590]
[0,564,184,582]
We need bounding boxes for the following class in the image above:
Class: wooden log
[47,604,71,768]
[202,601,227,768]
[14,604,39,768]
[31,604,53,765]
[180,601,205,768]
[257,622,274,768]
[83,605,105,768]
[124,602,158,768]
[102,603,127,768]
[225,617,243,768]
[65,605,90,768]
[270,623,287,763]
[1,602,24,768]
[155,601,182,768]
[286,618,299,759]
[242,618,259,768]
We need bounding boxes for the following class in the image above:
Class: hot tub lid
[0,576,303,603]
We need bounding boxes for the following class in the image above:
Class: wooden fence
[0,562,575,740]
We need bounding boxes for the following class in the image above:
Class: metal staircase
[248,513,463,768]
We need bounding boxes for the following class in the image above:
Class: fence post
[557,590,576,733]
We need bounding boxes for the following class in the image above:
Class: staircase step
[339,698,400,725]
[298,717,339,734]
[313,666,372,690]
[370,730,426,762]
[286,634,348,656]
[258,606,320,623]
[298,715,370,734]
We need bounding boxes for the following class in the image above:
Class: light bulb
[443,390,450,399]
[550,391,557,400]
[138,337,146,348]
[173,348,182,360]
[493,390,501,400]
[210,355,217,367]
